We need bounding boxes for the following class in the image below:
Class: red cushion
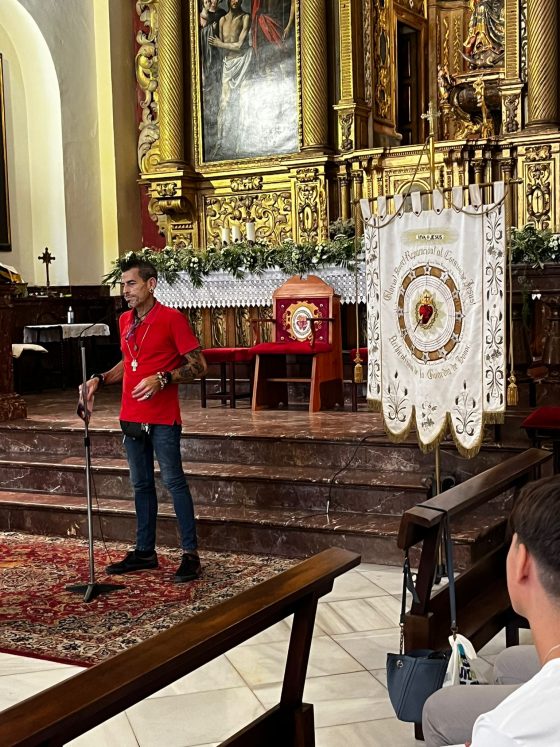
[350,348,368,360]
[521,407,560,430]
[252,341,333,355]
[202,347,256,363]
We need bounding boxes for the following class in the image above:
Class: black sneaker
[105,550,158,575]
[174,553,202,583]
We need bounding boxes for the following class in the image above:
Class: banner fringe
[366,406,505,459]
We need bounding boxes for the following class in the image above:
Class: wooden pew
[399,448,552,653]
[398,448,552,738]
[0,547,359,747]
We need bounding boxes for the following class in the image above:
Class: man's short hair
[509,475,560,599]
[120,256,158,282]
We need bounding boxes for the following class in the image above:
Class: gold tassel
[353,353,363,383]
[507,372,519,407]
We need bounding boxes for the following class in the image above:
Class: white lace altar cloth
[23,323,110,343]
[155,266,366,308]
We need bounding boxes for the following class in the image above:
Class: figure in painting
[200,0,298,162]
[463,0,505,68]
[199,0,226,83]
[199,0,227,150]
[208,0,252,159]
[251,0,295,64]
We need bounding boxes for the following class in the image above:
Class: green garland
[103,222,360,289]
[510,224,560,268]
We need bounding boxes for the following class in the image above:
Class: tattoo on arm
[171,348,208,383]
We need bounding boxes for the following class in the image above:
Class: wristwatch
[90,373,105,386]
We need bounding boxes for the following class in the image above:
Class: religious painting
[194,0,299,163]
[0,55,11,252]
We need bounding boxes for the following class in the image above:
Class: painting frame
[0,54,11,252]
[189,0,303,169]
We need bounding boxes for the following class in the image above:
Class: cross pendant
[132,359,138,372]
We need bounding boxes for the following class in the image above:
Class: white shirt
[465,658,560,746]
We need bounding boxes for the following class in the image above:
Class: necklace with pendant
[124,302,159,371]
[125,324,151,372]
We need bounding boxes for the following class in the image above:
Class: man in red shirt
[83,257,207,582]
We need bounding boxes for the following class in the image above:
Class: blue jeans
[124,424,197,553]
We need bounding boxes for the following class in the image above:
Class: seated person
[423,474,560,746]
[423,644,539,746]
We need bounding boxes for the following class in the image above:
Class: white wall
[0,0,141,287]
[0,1,68,285]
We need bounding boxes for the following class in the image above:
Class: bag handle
[401,506,458,650]
[419,506,458,637]
[399,550,420,653]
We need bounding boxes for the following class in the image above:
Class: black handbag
[120,420,152,440]
[386,512,457,723]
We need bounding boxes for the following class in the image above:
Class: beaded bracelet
[156,371,172,389]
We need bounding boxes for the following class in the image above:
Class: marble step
[0,422,525,477]
[0,454,432,514]
[0,490,507,566]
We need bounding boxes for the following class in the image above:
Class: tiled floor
[0,562,517,747]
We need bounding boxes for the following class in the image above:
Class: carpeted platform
[0,532,298,667]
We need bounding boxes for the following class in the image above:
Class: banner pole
[422,100,447,582]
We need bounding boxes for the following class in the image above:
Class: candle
[221,227,230,245]
[246,222,256,242]
[231,225,241,243]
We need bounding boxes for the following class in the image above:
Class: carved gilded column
[500,157,516,231]
[473,159,485,186]
[526,0,560,130]
[350,166,364,236]
[300,0,329,150]
[333,0,368,152]
[339,176,351,221]
[157,0,185,166]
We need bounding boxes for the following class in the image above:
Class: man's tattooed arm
[170,348,208,383]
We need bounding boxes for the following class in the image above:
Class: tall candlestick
[221,227,230,246]
[231,225,241,243]
[246,222,256,242]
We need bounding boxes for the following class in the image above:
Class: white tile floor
[0,563,515,747]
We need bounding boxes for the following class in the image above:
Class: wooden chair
[200,347,256,408]
[251,275,344,413]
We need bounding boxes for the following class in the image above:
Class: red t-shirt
[119,301,200,425]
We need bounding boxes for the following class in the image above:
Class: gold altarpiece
[135,0,560,372]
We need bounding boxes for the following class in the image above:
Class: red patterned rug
[0,533,297,667]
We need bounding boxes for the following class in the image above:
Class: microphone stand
[66,334,125,602]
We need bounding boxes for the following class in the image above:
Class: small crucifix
[38,247,55,289]
[421,100,440,138]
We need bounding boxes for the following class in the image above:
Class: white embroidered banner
[363,186,506,457]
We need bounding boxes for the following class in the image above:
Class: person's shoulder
[476,661,560,732]
[158,303,183,318]
[157,303,189,326]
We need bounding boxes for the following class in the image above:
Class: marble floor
[0,561,518,747]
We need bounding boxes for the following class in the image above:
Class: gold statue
[473,77,494,138]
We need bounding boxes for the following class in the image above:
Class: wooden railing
[398,447,552,655]
[0,547,360,747]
